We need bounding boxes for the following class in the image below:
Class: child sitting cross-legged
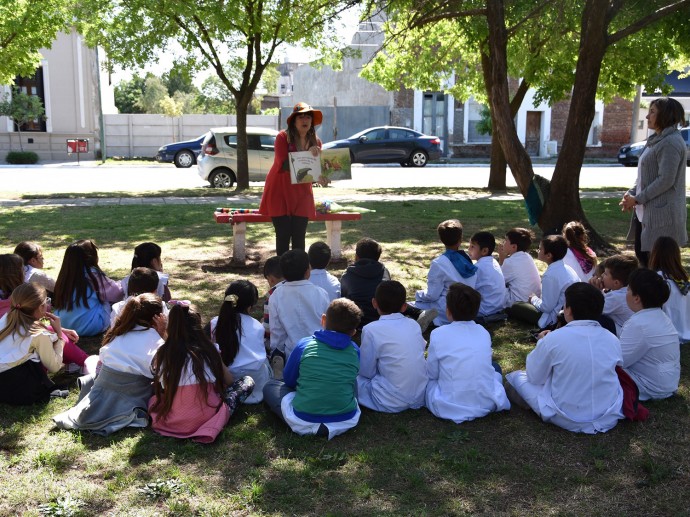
[413,219,477,328]
[467,231,507,320]
[505,283,624,434]
[357,281,428,413]
[589,254,638,336]
[620,268,679,401]
[110,267,169,327]
[269,250,330,378]
[263,298,363,440]
[425,283,510,423]
[509,235,579,330]
[649,236,690,343]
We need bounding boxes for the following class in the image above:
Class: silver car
[197,126,279,188]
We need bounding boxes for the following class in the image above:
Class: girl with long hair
[562,221,597,281]
[53,239,124,336]
[149,303,254,443]
[121,242,171,302]
[0,283,67,405]
[211,280,270,403]
[0,253,25,317]
[53,293,166,434]
[649,236,690,343]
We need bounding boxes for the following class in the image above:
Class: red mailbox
[67,139,89,154]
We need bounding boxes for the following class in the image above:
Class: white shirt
[98,326,164,378]
[531,260,580,328]
[519,320,623,433]
[501,251,541,306]
[563,248,595,282]
[415,254,477,326]
[659,272,690,343]
[308,269,341,301]
[356,313,427,412]
[210,313,266,373]
[269,280,330,359]
[425,320,510,423]
[474,256,507,317]
[602,288,634,336]
[620,308,680,400]
[24,265,56,292]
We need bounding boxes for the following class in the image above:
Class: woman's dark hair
[131,242,162,270]
[650,97,686,130]
[649,236,689,283]
[215,280,259,366]
[150,304,226,420]
[286,117,318,149]
[0,254,24,299]
[13,241,41,264]
[53,240,105,311]
[103,293,163,345]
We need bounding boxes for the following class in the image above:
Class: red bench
[214,211,362,264]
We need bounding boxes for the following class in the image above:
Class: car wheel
[409,150,428,167]
[174,150,195,168]
[209,169,236,188]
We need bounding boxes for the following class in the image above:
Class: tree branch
[608,0,690,45]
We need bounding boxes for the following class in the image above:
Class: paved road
[0,161,649,196]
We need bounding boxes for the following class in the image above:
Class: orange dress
[259,130,318,219]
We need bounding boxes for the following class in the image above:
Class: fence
[104,113,279,159]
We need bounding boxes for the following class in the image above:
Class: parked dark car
[155,133,207,168]
[618,127,690,167]
[322,126,442,167]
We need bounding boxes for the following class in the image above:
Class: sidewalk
[0,190,625,208]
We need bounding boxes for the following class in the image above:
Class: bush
[6,151,39,164]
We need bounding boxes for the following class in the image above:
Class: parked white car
[198,126,279,188]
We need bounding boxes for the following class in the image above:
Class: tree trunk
[485,0,534,196]
[234,99,250,190]
[542,0,617,252]
[488,132,507,192]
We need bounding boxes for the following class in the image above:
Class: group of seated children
[1,220,687,441]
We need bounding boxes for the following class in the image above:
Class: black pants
[272,215,309,256]
[632,215,649,268]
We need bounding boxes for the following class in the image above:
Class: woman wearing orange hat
[260,102,324,255]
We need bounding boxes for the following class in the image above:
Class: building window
[14,68,47,132]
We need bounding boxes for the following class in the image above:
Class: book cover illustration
[289,149,352,184]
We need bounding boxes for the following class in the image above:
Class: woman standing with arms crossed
[260,102,324,255]
[620,97,688,267]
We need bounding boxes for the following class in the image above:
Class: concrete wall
[278,106,389,144]
[104,114,279,158]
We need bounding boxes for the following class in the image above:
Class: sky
[109,5,364,87]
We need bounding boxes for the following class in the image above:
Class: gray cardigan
[627,126,688,252]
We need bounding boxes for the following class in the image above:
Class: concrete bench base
[214,212,362,264]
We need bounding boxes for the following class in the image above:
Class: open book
[289,148,352,184]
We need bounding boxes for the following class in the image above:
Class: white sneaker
[416,309,438,333]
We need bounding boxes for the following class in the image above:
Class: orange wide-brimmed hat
[286,102,323,127]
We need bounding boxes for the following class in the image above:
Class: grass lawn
[0,195,689,516]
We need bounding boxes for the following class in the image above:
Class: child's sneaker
[49,389,69,399]
[416,309,438,333]
[270,350,285,381]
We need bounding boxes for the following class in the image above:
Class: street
[0,162,660,195]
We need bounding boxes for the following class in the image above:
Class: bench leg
[232,222,247,265]
[325,220,343,259]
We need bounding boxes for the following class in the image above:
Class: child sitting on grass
[149,303,254,443]
[589,254,638,336]
[562,221,597,282]
[467,231,507,319]
[308,241,341,301]
[263,298,362,440]
[357,281,428,413]
[413,219,477,327]
[425,283,510,423]
[506,283,624,434]
[498,228,541,307]
[620,268,679,401]
[649,236,690,343]
[110,267,168,327]
[14,241,56,294]
[261,256,285,352]
[509,235,579,330]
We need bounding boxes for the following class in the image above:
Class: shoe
[270,353,285,381]
[416,309,438,333]
[49,389,69,399]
